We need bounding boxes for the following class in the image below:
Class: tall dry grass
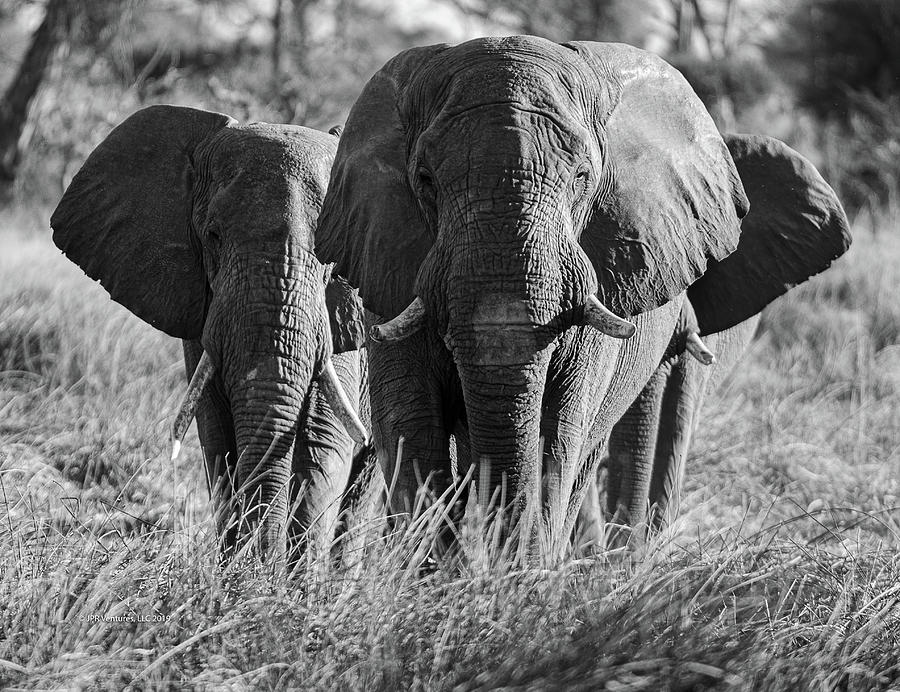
[0,207,898,690]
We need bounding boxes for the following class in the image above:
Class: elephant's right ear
[51,105,236,339]
[315,45,450,319]
[687,134,852,335]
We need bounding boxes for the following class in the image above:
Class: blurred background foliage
[1,0,899,216]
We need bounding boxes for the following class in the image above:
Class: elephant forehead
[406,37,598,129]
[416,99,596,194]
[203,128,332,195]
[196,127,334,238]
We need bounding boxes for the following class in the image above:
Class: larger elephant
[51,105,367,564]
[316,36,849,556]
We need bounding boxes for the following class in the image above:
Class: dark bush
[668,53,777,116]
[817,93,900,212]
[773,0,900,121]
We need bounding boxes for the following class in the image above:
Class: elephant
[577,132,850,545]
[315,36,851,558]
[576,303,764,547]
[50,105,368,565]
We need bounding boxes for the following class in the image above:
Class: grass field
[1,204,898,691]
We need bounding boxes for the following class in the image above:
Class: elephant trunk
[204,255,327,561]
[440,236,567,520]
[455,350,551,512]
[230,359,305,560]
[418,170,633,542]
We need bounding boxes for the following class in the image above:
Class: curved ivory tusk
[319,358,369,446]
[170,351,216,461]
[369,296,426,343]
[686,332,717,365]
[582,295,636,339]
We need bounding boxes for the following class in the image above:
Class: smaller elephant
[581,133,851,545]
[50,105,368,565]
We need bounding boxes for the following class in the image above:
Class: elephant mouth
[168,349,368,462]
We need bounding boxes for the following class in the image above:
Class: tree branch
[0,0,71,183]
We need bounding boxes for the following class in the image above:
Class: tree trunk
[722,0,740,57]
[0,0,71,185]
[272,0,285,89]
[689,0,717,58]
[674,0,692,53]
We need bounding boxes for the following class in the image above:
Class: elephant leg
[647,318,758,531]
[289,349,360,567]
[646,354,703,531]
[182,339,239,556]
[537,330,620,559]
[336,444,386,570]
[606,362,671,542]
[368,323,453,520]
[572,446,606,553]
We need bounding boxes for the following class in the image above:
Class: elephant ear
[688,134,852,335]
[50,104,236,339]
[316,44,449,319]
[571,42,749,317]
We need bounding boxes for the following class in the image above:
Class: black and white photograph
[0,0,897,689]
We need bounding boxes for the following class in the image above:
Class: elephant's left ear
[687,134,852,335]
[325,274,366,353]
[570,42,749,317]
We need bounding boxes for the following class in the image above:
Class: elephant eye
[202,228,221,279]
[573,168,591,199]
[415,166,438,226]
[417,167,435,196]
[207,227,221,246]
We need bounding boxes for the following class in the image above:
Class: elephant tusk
[319,358,370,446]
[686,332,717,365]
[369,296,426,343]
[582,295,636,339]
[170,351,216,461]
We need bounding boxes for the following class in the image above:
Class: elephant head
[317,37,750,507]
[51,105,367,561]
